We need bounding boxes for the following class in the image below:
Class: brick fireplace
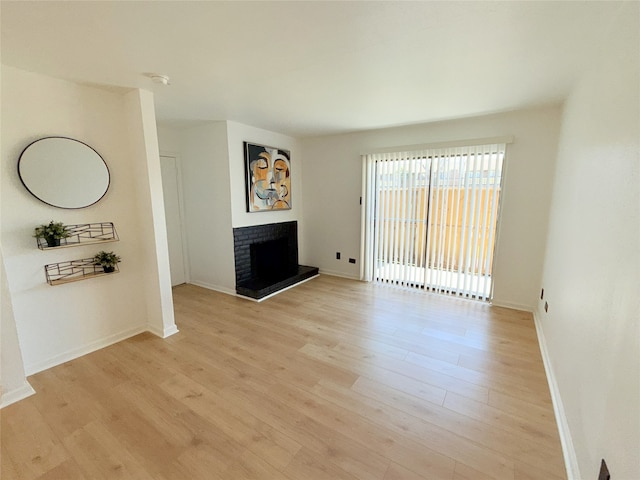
[233,221,318,300]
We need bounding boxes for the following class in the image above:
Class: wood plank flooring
[1,275,566,479]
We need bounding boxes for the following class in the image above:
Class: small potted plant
[34,221,71,247]
[93,251,121,273]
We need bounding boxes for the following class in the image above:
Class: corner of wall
[0,381,36,409]
[0,249,35,409]
[124,89,178,338]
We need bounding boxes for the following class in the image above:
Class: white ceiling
[0,1,630,137]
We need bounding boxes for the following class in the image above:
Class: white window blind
[360,143,506,301]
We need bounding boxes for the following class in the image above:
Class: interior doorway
[160,155,188,286]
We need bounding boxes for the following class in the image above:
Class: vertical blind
[360,142,506,301]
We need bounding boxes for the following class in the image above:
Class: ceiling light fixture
[147,73,170,86]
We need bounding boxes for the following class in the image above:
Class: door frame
[160,152,191,285]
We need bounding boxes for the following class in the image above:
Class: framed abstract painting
[244,142,292,212]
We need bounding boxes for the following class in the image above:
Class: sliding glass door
[361,143,505,301]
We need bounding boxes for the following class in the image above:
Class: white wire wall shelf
[37,222,118,250]
[45,258,120,286]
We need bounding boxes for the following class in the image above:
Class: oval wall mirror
[18,137,110,209]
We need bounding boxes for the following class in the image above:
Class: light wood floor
[1,275,566,480]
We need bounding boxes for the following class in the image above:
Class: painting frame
[244,142,292,213]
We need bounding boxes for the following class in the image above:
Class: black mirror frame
[17,136,110,209]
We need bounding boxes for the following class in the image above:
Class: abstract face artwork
[244,142,291,212]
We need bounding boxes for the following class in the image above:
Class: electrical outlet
[544,301,549,313]
[598,459,610,480]
[540,288,544,300]
[336,252,341,260]
[348,258,356,264]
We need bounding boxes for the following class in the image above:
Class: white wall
[168,122,236,293]
[0,66,175,378]
[537,3,639,478]
[300,106,561,310]
[156,124,184,154]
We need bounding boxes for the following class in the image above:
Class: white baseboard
[24,324,147,376]
[147,323,179,339]
[189,280,236,297]
[533,308,581,479]
[0,380,36,409]
[318,269,360,281]
[490,299,533,312]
